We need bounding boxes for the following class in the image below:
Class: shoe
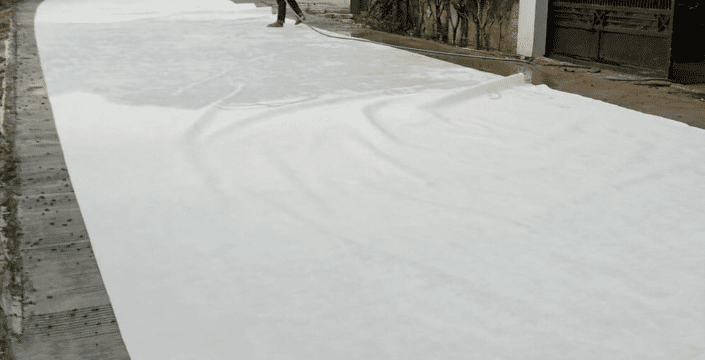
[267,21,284,27]
[295,15,305,25]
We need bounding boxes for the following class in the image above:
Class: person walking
[267,0,306,27]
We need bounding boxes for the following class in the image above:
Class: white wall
[516,0,548,57]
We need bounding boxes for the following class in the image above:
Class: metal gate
[670,0,705,83]
[547,0,674,75]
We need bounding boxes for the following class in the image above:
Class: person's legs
[277,0,287,22]
[267,0,287,27]
[285,0,306,24]
[285,0,304,18]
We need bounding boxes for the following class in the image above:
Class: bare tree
[450,0,470,46]
[419,0,435,39]
[496,0,518,51]
[366,0,417,34]
[365,0,514,50]
[429,0,450,42]
[448,0,461,45]
[462,0,515,50]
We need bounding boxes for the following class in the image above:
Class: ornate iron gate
[547,0,674,75]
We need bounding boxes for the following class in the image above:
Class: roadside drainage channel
[2,0,132,359]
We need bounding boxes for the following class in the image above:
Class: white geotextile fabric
[35,1,705,359]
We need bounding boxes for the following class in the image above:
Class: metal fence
[557,0,672,9]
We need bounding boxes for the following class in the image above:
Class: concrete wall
[516,0,548,57]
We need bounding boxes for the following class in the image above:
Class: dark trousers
[276,0,303,22]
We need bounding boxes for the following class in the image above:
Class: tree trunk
[482,27,491,50]
[417,6,425,37]
[408,0,413,35]
[498,19,504,51]
[443,2,450,43]
[475,22,481,49]
[453,5,463,45]
[459,14,469,47]
[450,8,459,45]
[440,5,448,43]
[435,1,443,41]
[417,0,426,37]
